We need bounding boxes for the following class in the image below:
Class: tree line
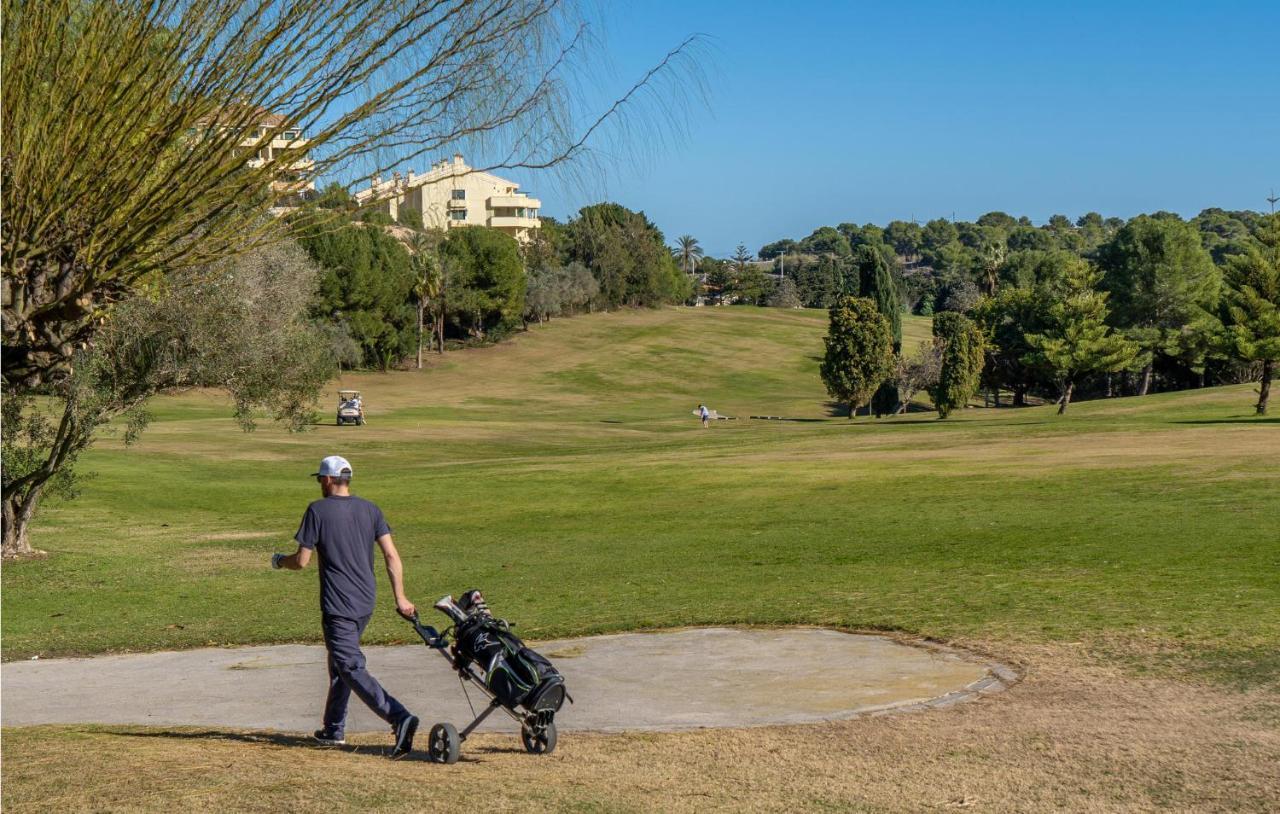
[292,193,693,371]
[691,209,1278,418]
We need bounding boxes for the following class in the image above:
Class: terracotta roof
[196,104,291,129]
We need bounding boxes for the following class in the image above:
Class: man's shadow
[111,728,457,763]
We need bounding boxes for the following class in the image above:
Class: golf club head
[433,595,468,625]
[457,588,490,617]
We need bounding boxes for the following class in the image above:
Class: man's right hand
[396,598,417,620]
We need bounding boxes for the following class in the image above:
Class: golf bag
[435,590,566,714]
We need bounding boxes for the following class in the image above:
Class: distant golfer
[698,404,710,428]
[272,455,419,756]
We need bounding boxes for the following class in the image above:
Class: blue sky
[511,1,1279,257]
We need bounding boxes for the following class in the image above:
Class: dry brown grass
[5,644,1276,813]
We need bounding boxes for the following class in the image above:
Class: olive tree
[2,241,332,557]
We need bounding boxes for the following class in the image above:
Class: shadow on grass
[1172,418,1279,425]
[109,728,445,763]
[821,401,943,419]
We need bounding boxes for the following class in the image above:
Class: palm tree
[672,234,704,276]
[411,232,445,366]
[981,239,1007,296]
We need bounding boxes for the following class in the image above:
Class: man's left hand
[396,598,416,620]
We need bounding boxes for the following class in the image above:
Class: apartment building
[196,107,315,202]
[353,154,541,243]
[240,110,315,198]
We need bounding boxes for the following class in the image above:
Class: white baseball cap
[312,455,353,478]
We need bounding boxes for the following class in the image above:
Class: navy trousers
[321,614,410,733]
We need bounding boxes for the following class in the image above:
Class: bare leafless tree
[2,0,706,388]
[893,340,943,414]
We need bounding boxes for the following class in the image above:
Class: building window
[451,189,465,200]
[450,209,466,220]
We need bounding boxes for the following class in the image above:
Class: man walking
[272,455,419,756]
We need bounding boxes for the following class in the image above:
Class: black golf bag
[436,590,567,714]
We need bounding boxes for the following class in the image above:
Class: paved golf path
[2,628,1013,733]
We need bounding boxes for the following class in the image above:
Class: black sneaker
[391,714,419,757]
[313,728,346,746]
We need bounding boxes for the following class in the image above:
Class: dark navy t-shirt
[295,495,391,619]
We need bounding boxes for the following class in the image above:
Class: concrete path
[1,628,1012,734]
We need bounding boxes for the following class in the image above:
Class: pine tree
[820,296,894,419]
[1097,216,1220,395]
[1024,261,1138,414]
[1221,213,1280,415]
[930,312,985,418]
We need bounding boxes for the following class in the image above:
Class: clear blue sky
[516,0,1279,258]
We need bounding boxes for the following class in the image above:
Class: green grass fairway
[3,306,1277,686]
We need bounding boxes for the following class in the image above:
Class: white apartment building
[353,154,541,243]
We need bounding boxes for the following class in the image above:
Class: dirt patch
[194,531,276,542]
[184,546,269,576]
[543,644,587,659]
[3,643,1276,812]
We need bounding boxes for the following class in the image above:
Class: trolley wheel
[357,417,365,426]
[521,721,557,755]
[427,722,460,764]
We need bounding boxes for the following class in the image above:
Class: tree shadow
[822,401,935,419]
[1172,418,1280,425]
[823,401,855,418]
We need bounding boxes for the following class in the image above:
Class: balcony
[488,195,541,209]
[269,135,309,150]
[447,197,467,209]
[488,216,540,230]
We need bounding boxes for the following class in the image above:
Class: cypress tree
[820,296,895,419]
[930,311,985,418]
[857,246,902,346]
[857,246,902,416]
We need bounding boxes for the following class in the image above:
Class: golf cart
[336,390,364,426]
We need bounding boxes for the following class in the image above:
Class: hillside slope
[3,306,1277,685]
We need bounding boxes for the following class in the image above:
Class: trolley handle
[407,611,448,649]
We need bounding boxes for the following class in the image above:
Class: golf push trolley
[407,590,571,764]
